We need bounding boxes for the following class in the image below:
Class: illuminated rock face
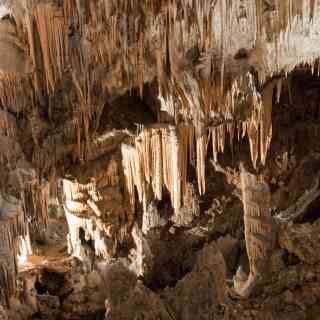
[61,156,130,264]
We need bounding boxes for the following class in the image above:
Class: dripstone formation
[1,0,320,319]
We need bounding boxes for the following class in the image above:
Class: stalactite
[121,144,144,210]
[34,3,67,93]
[131,223,153,277]
[23,180,50,236]
[218,124,226,153]
[172,182,201,226]
[24,13,40,96]
[166,126,181,211]
[17,233,33,264]
[0,74,32,112]
[260,82,274,166]
[121,125,202,212]
[196,131,207,195]
[0,110,17,138]
[104,159,121,187]
[179,125,192,196]
[211,127,218,163]
[0,195,27,305]
[276,78,282,103]
[151,129,163,200]
[248,121,259,169]
[30,107,41,146]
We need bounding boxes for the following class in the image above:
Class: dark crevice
[298,196,320,224]
[35,269,66,297]
[97,89,157,134]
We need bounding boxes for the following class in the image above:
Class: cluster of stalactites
[2,0,320,107]
[27,3,67,94]
[0,195,27,305]
[158,72,273,171]
[209,73,273,168]
[21,179,50,236]
[255,0,320,83]
[0,74,32,112]
[121,125,210,213]
[0,109,18,138]
[121,92,273,212]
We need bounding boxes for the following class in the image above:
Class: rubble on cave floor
[3,214,320,320]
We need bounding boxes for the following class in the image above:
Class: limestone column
[235,164,276,297]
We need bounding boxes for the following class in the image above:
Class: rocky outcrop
[103,262,172,320]
[279,222,320,264]
[163,242,228,320]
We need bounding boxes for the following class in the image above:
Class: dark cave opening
[97,87,158,134]
[35,269,66,297]
[299,196,320,224]
[79,227,95,251]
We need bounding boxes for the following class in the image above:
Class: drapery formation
[122,125,203,212]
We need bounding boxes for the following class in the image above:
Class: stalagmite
[142,200,166,235]
[131,223,153,277]
[236,164,276,298]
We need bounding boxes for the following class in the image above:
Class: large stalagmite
[236,164,276,298]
